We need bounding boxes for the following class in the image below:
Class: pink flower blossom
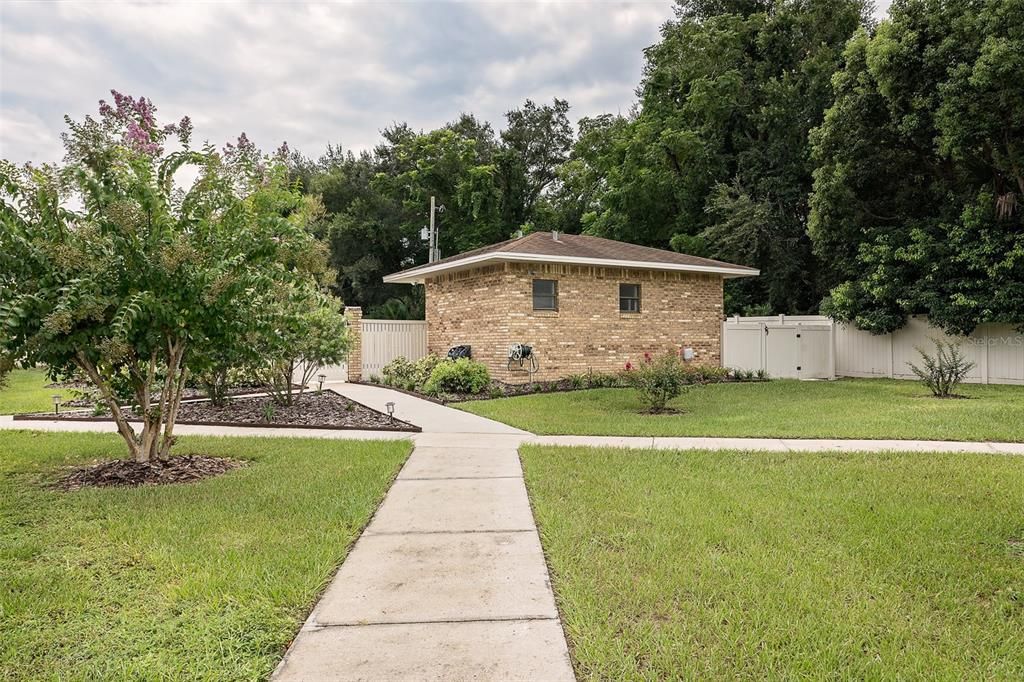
[625,361,633,371]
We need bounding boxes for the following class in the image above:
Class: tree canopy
[809,0,1024,335]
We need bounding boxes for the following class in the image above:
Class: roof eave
[382,252,759,284]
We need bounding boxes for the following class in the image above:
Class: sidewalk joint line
[397,475,522,480]
[363,528,536,536]
[312,615,560,628]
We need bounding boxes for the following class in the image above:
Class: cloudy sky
[0,1,893,166]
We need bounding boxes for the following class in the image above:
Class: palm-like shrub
[909,339,976,398]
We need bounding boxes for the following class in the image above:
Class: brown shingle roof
[384,231,759,283]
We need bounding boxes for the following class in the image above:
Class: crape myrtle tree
[809,0,1024,335]
[0,92,338,462]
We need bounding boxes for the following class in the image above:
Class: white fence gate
[723,315,1024,384]
[360,319,428,378]
[722,316,834,380]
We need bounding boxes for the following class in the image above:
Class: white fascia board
[382,252,760,284]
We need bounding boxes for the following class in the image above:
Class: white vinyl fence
[723,315,1024,384]
[360,319,428,378]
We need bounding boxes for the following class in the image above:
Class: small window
[533,279,558,311]
[619,283,641,313]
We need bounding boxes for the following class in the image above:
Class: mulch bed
[22,389,417,432]
[56,455,247,491]
[52,382,287,408]
[146,390,413,430]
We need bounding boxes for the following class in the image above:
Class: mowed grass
[521,445,1024,679]
[459,378,1024,441]
[0,430,410,680]
[0,368,71,415]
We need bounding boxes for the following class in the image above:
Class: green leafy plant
[622,353,691,413]
[258,289,351,407]
[423,358,491,396]
[261,402,276,423]
[0,91,325,462]
[909,339,976,398]
[380,354,444,392]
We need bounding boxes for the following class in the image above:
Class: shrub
[380,354,444,392]
[622,353,691,412]
[909,339,975,397]
[684,365,730,384]
[381,357,418,390]
[423,358,491,395]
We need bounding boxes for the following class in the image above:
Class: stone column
[344,306,362,382]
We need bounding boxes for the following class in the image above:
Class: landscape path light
[385,401,396,424]
[52,394,62,415]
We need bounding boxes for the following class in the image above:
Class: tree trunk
[158,342,187,461]
[74,352,143,461]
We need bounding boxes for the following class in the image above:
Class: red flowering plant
[621,351,691,413]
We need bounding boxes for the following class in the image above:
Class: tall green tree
[809,0,1024,335]
[310,103,574,317]
[496,98,574,231]
[573,0,868,313]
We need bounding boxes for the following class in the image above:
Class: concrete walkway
[331,382,528,435]
[272,435,574,681]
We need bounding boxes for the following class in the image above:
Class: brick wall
[344,306,362,382]
[425,262,723,383]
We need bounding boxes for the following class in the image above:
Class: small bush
[909,339,975,397]
[380,354,445,392]
[684,365,730,384]
[622,353,691,413]
[584,371,621,389]
[423,358,491,395]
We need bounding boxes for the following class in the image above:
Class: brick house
[383,231,758,383]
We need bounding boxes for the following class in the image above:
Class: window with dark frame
[619,283,641,312]
[532,279,558,311]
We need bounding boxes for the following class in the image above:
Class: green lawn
[0,430,410,680]
[459,378,1024,441]
[521,445,1024,679]
[0,368,72,415]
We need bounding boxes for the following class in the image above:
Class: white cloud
[0,1,674,165]
[3,1,892,166]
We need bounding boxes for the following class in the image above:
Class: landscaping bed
[16,389,419,432]
[57,454,247,490]
[521,444,1024,679]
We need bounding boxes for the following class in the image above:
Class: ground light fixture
[52,394,62,415]
[318,374,327,392]
[385,401,396,424]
